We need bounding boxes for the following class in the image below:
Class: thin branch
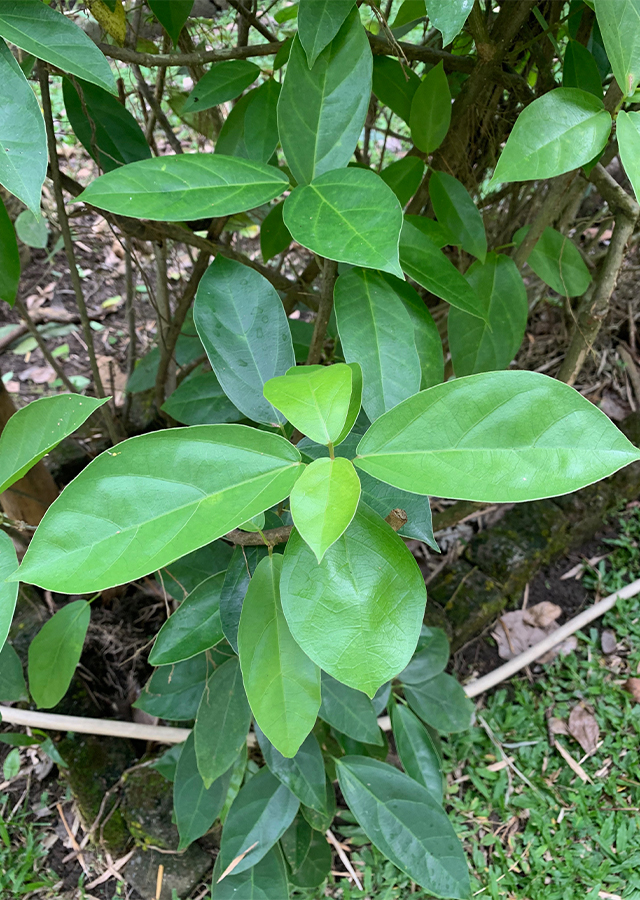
[227,0,277,42]
[98,40,283,67]
[132,64,183,154]
[306,258,338,365]
[224,508,408,547]
[153,241,176,407]
[121,237,136,427]
[512,172,576,269]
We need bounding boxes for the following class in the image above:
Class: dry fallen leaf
[492,602,563,661]
[568,704,599,755]
[548,717,569,736]
[525,601,562,628]
[624,677,640,702]
[601,629,617,654]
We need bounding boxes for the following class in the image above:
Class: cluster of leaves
[2,0,640,896]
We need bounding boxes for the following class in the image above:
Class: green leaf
[14,209,48,249]
[380,156,424,206]
[281,815,331,888]
[126,325,204,393]
[334,268,422,421]
[264,363,353,444]
[194,257,296,426]
[337,756,470,897]
[429,170,486,262]
[563,39,603,98]
[404,213,455,248]
[220,545,268,653]
[27,601,90,709]
[492,88,611,184]
[301,776,336,832]
[241,79,281,164]
[77,155,288,222]
[238,555,321,757]
[594,0,640,96]
[400,627,450,684]
[148,0,193,45]
[391,0,426,32]
[381,272,444,389]
[3,747,20,780]
[194,657,251,788]
[0,197,19,306]
[290,457,361,562]
[261,201,291,262]
[218,767,300,875]
[298,0,355,67]
[256,728,329,814]
[399,218,486,319]
[425,0,473,45]
[183,60,260,112]
[212,844,290,899]
[403,672,473,732]
[410,62,452,154]
[318,672,382,744]
[0,532,18,654]
[355,370,640,502]
[214,89,253,157]
[514,225,592,297]
[372,56,420,125]
[161,540,232,601]
[281,504,426,696]
[613,110,640,202]
[278,9,372,184]
[449,252,528,376]
[150,744,183,782]
[0,1,116,94]
[0,643,28,702]
[391,703,444,802]
[0,39,46,213]
[62,77,151,173]
[335,362,363,445]
[133,655,207,721]
[162,372,244,426]
[174,731,233,850]
[15,425,302,593]
[149,574,225,666]
[284,168,403,277]
[0,393,107,496]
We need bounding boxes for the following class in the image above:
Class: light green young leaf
[336,756,470,897]
[0,0,116,93]
[183,60,260,112]
[278,9,372,184]
[284,168,403,277]
[594,0,640,96]
[174,731,233,850]
[3,747,20,781]
[194,257,296,426]
[281,504,426,696]
[162,372,244,427]
[318,672,382,744]
[491,88,611,184]
[380,156,424,207]
[27,601,90,709]
[425,0,473,45]
[355,370,640,502]
[149,573,225,666]
[15,426,302,593]
[290,457,361,562]
[391,703,444,802]
[410,62,451,154]
[77,155,288,221]
[148,0,193,45]
[264,363,353,444]
[0,532,18,654]
[256,728,329,814]
[403,672,474,732]
[563,40,602,98]
[238,555,321,758]
[0,196,19,306]
[0,39,46,213]
[212,843,290,899]
[616,111,640,203]
[429,170,487,262]
[0,643,28,703]
[261,201,292,263]
[449,252,528,376]
[14,209,47,249]
[334,362,363,445]
[514,225,592,297]
[298,0,356,68]
[372,56,420,125]
[381,273,444,389]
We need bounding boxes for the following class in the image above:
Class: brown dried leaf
[624,677,640,702]
[491,602,562,661]
[548,717,569,736]
[524,601,562,628]
[568,705,599,754]
[601,629,617,655]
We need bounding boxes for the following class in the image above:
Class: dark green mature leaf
[337,756,469,896]
[148,0,193,45]
[78,155,288,221]
[403,673,473,732]
[391,703,444,802]
[381,273,444,389]
[380,156,424,206]
[15,426,302,593]
[0,533,18,654]
[492,88,611,184]
[298,0,355,67]
[218,767,299,875]
[405,213,455,248]
[563,40,603,98]
[162,540,232,601]
[0,643,28,703]
[594,0,640,96]
[290,457,361,562]
[149,574,225,666]
[410,62,451,154]
[243,80,281,163]
[133,655,207,721]
[281,815,331,888]
[256,728,328,814]
[429,171,486,262]
[0,197,19,306]
[194,257,296,426]
[0,393,107,497]
[215,89,254,157]
[301,776,336,832]
[334,268,422,421]
[318,672,382,744]
[449,252,528,376]
[278,9,372,184]
[183,60,260,112]
[281,505,426,696]
[284,168,403,277]
[515,226,591,297]
[194,657,251,788]
[239,555,321,757]
[174,732,232,850]
[0,39,46,213]
[212,844,290,899]
[425,0,473,45]
[400,627,449,684]
[27,601,90,709]
[356,370,640,502]
[399,218,486,319]
[617,110,640,202]
[391,0,426,34]
[220,545,268,653]
[264,364,353,444]
[372,56,420,124]
[0,1,116,93]
[261,201,291,262]
[162,372,244,426]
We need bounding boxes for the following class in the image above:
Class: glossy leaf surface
[410,62,451,154]
[174,732,232,850]
[356,370,640,502]
[372,55,420,124]
[194,257,295,426]
[243,79,281,163]
[220,545,268,653]
[78,155,288,221]
[133,655,206,721]
[238,555,321,757]
[28,601,90,709]
[162,372,244,426]
[403,672,474,732]
[515,225,592,297]
[281,505,426,696]
[381,273,444,389]
[261,201,291,262]
[380,156,424,206]
[149,574,225,665]
[212,844,289,899]
[0,532,18,653]
[298,0,355,67]
[400,627,449,684]
[290,457,361,562]
[284,168,403,277]
[0,197,19,306]
[612,111,640,202]
[594,0,640,96]
[16,426,302,592]
[429,170,486,262]
[264,364,352,444]
[183,60,259,112]
[391,703,443,802]
[425,0,473,45]
[281,815,331,888]
[318,672,382,744]
[256,728,328,813]
[148,0,193,44]
[563,39,602,98]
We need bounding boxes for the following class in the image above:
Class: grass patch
[0,790,59,897]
